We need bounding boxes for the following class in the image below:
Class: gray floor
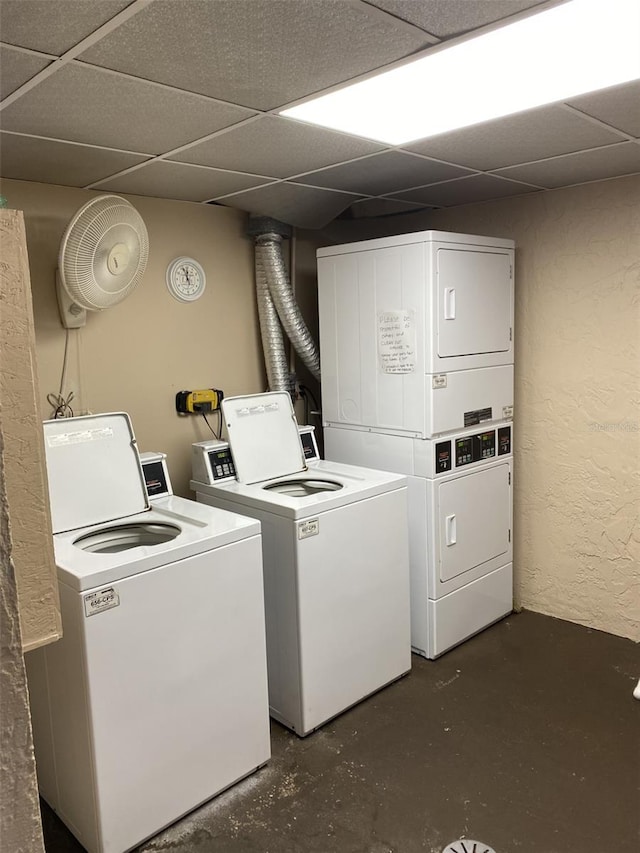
[41,610,640,853]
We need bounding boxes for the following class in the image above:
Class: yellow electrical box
[175,388,223,414]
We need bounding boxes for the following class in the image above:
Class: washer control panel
[193,425,319,485]
[434,425,511,474]
[209,446,236,481]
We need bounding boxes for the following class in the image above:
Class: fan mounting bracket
[56,271,86,329]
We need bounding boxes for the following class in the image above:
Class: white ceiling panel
[0,0,133,54]
[93,161,273,202]
[567,80,640,139]
[494,142,640,188]
[404,106,626,171]
[218,183,362,229]
[78,0,433,111]
[171,116,384,179]
[0,63,255,154]
[0,46,51,99]
[390,173,540,206]
[0,131,149,186]
[363,0,548,38]
[0,0,638,227]
[294,151,473,195]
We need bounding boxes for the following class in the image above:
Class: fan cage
[59,195,149,311]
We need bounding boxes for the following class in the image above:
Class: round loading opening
[263,478,343,497]
[74,522,181,554]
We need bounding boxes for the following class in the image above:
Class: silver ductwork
[254,236,289,391]
[248,217,321,391]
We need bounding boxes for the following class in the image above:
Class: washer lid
[43,412,149,534]
[222,392,307,485]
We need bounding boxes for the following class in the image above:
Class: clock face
[166,257,206,302]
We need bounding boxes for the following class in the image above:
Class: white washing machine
[325,422,513,659]
[190,392,411,737]
[317,230,514,438]
[26,413,271,853]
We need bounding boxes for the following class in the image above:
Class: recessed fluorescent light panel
[280,0,640,145]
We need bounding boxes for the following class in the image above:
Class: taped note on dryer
[377,310,416,374]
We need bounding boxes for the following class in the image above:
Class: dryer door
[437,249,512,358]
[437,463,510,583]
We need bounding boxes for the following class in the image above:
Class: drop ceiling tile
[0,132,149,186]
[78,0,433,110]
[93,160,273,202]
[404,106,625,171]
[0,0,132,54]
[494,142,640,188]
[171,116,385,179]
[343,197,432,218]
[0,63,255,155]
[217,182,361,229]
[567,80,640,138]
[294,151,472,195]
[390,173,539,206]
[363,0,546,37]
[0,46,52,99]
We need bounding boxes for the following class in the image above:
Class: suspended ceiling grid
[0,0,639,228]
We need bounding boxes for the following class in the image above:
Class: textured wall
[312,175,640,641]
[1,179,266,499]
[0,209,61,652]
[0,423,45,852]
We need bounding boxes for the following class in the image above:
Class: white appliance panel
[294,491,410,733]
[427,364,513,435]
[436,249,512,358]
[318,232,514,438]
[27,536,270,853]
[44,413,149,533]
[222,392,306,484]
[428,563,513,658]
[323,426,513,658]
[437,464,511,583]
[194,487,411,736]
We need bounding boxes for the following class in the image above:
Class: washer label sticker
[298,518,319,540]
[48,427,114,448]
[432,374,447,389]
[84,587,120,617]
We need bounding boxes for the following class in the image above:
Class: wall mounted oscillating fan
[56,194,149,328]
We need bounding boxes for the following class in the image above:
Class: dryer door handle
[444,287,456,320]
[445,514,457,546]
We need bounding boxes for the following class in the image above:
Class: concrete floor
[41,610,639,853]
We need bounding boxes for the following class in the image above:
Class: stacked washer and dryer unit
[317,230,515,659]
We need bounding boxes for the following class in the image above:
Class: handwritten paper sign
[378,310,416,374]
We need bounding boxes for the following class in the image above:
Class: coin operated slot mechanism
[498,425,512,456]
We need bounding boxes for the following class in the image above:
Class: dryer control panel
[434,424,511,475]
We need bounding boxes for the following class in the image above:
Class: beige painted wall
[309,175,640,642]
[1,178,267,498]
[0,209,61,653]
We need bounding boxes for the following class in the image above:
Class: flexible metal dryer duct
[254,236,289,391]
[248,217,321,390]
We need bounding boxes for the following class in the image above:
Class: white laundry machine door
[435,462,511,592]
[436,248,512,360]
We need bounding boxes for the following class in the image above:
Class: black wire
[201,411,221,439]
[298,384,321,424]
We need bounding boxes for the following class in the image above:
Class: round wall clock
[166,257,206,302]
